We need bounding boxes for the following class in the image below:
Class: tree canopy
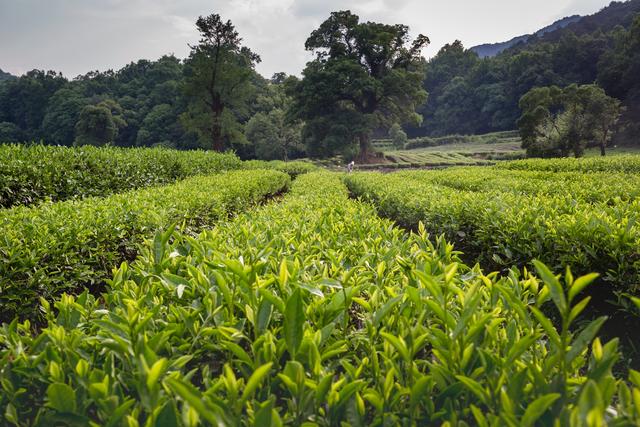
[518,84,621,157]
[181,14,261,152]
[290,10,429,160]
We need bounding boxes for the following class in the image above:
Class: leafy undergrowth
[2,172,639,425]
[0,169,289,322]
[0,145,242,209]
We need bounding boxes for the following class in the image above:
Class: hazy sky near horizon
[0,0,613,79]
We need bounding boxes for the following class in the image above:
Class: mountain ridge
[470,15,582,58]
[0,69,16,82]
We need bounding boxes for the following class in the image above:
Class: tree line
[1,1,639,160]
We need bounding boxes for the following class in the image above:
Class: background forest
[0,0,639,160]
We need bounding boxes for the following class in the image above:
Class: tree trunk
[211,119,224,152]
[600,128,608,156]
[358,133,370,163]
[211,100,224,152]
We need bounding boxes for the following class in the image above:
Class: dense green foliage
[0,169,289,321]
[0,145,242,208]
[413,1,640,145]
[388,123,408,148]
[345,162,640,301]
[73,104,120,147]
[290,11,429,160]
[2,172,639,425]
[518,84,621,157]
[182,14,261,152]
[495,154,640,173]
[0,34,299,160]
[243,160,318,179]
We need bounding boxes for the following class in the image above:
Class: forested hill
[0,69,16,82]
[470,15,581,58]
[534,0,640,43]
[415,0,640,143]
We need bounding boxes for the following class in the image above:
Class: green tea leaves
[284,288,305,357]
[46,383,77,413]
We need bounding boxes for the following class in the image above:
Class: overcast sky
[0,0,614,79]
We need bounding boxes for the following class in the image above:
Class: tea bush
[494,155,640,174]
[399,167,640,204]
[1,172,638,425]
[0,144,242,208]
[0,169,289,322]
[344,169,640,299]
[243,160,318,179]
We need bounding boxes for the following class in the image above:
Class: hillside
[416,0,640,141]
[536,0,640,43]
[471,0,640,58]
[471,15,581,58]
[0,68,16,82]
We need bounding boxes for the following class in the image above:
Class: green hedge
[344,170,640,299]
[0,144,242,208]
[243,160,318,179]
[495,155,640,173]
[1,172,638,425]
[404,130,520,150]
[0,169,289,321]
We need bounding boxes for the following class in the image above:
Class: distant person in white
[347,161,355,173]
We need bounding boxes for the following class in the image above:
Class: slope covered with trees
[413,0,640,146]
[0,69,15,82]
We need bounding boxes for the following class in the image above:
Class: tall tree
[291,11,429,160]
[182,14,261,151]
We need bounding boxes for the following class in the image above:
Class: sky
[0,0,614,79]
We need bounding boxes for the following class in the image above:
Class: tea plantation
[1,148,640,425]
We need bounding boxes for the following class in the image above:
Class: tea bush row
[344,171,640,299]
[0,144,242,208]
[399,167,640,204]
[0,169,289,322]
[243,160,319,179]
[1,172,638,425]
[495,155,640,174]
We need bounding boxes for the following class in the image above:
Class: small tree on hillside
[389,123,408,148]
[518,84,621,157]
[74,105,117,146]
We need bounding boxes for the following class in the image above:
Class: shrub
[0,169,289,321]
[344,167,640,300]
[243,159,318,179]
[0,172,638,425]
[0,144,242,208]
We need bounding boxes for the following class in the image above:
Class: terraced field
[366,131,525,169]
[1,147,640,425]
